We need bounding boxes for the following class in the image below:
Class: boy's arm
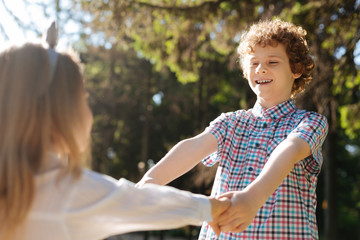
[137,131,218,186]
[218,135,311,232]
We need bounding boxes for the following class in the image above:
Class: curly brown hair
[237,19,314,97]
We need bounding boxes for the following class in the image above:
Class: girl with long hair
[0,25,229,240]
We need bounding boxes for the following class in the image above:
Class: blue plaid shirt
[199,99,328,240]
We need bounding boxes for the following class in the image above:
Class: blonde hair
[238,19,315,97]
[0,43,90,238]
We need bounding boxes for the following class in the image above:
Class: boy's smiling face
[244,43,301,109]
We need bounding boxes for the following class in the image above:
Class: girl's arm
[68,176,230,237]
[137,131,218,186]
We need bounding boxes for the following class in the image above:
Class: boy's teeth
[257,79,272,84]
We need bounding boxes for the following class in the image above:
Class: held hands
[208,197,231,236]
[208,190,260,235]
[217,191,259,233]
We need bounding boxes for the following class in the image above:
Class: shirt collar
[252,99,296,120]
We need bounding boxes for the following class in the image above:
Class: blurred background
[1,0,359,239]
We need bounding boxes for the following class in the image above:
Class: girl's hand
[208,197,231,236]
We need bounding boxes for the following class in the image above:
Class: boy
[138,19,328,239]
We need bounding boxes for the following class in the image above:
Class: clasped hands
[208,191,259,236]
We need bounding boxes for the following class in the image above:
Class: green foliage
[339,104,360,139]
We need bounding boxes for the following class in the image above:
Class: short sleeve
[289,112,328,173]
[202,111,237,167]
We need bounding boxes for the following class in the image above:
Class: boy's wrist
[242,186,267,209]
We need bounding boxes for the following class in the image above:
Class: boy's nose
[255,64,267,74]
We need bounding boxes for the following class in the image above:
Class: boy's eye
[269,61,278,64]
[250,62,259,66]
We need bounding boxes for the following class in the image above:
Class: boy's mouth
[255,79,273,84]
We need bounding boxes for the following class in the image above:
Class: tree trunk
[322,97,338,240]
[141,71,151,170]
[323,130,338,240]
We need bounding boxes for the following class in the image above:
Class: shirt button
[255,143,260,148]
[263,123,268,128]
[249,167,254,171]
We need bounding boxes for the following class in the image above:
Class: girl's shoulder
[76,169,119,193]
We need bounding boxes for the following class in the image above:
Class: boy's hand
[208,197,231,236]
[217,191,259,233]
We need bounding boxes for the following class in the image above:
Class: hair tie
[45,22,59,79]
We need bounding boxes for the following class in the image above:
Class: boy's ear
[243,71,248,79]
[292,72,302,79]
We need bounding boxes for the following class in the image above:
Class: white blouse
[14,165,211,240]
